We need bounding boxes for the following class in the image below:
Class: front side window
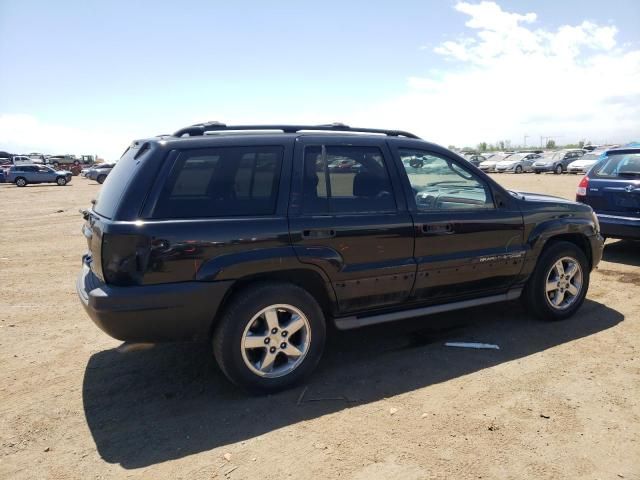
[400,149,494,211]
[153,146,283,219]
[302,145,396,214]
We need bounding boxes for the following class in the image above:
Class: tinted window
[303,145,396,214]
[153,146,283,219]
[400,149,493,211]
[93,150,139,219]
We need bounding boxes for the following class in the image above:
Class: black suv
[77,123,604,392]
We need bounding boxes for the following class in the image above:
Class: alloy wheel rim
[240,304,311,378]
[544,256,583,310]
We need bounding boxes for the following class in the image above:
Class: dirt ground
[0,173,638,480]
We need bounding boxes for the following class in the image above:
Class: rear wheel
[554,164,563,175]
[56,176,67,186]
[15,177,27,187]
[213,283,326,393]
[96,174,107,184]
[522,241,589,321]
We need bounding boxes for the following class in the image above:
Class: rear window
[592,153,640,178]
[152,146,283,219]
[92,152,134,219]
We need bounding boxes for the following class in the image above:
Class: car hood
[517,191,577,204]
[569,159,597,167]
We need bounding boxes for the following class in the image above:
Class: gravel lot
[0,173,638,479]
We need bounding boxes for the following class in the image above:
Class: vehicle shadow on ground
[603,240,640,267]
[82,299,622,469]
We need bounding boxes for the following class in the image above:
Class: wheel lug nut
[264,338,270,344]
[271,328,278,334]
[280,342,287,349]
[281,331,288,337]
[269,346,276,353]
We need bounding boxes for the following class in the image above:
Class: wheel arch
[208,268,337,338]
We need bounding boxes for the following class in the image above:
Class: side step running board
[334,289,523,330]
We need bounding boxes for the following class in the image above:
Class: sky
[1,0,639,159]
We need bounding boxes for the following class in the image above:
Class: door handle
[421,223,454,235]
[302,229,336,239]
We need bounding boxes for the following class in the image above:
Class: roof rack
[172,122,420,139]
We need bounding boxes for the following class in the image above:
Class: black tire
[522,241,590,321]
[56,176,67,186]
[535,171,541,174]
[554,164,563,175]
[15,177,27,187]
[213,282,326,393]
[97,174,107,184]
[74,160,80,166]
[515,165,523,174]
[53,162,59,168]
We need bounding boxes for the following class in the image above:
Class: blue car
[6,164,72,187]
[576,147,640,240]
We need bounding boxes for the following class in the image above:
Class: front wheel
[213,283,326,393]
[554,164,563,175]
[15,177,27,187]
[515,165,523,174]
[56,176,67,186]
[96,174,107,184]
[522,241,589,321]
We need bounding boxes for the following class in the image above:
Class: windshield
[484,153,510,162]
[502,153,526,162]
[580,153,600,161]
[539,151,565,161]
[593,153,640,178]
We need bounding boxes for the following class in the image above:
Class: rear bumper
[597,213,640,240]
[76,262,233,342]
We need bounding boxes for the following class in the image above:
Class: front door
[392,146,525,303]
[289,137,416,314]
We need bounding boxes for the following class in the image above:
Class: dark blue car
[576,147,640,240]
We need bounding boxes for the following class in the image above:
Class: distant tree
[447,145,456,150]
[477,142,488,152]
[498,140,505,150]
[546,139,556,149]
[505,140,511,149]
[578,140,585,148]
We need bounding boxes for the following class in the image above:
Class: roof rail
[172,122,420,139]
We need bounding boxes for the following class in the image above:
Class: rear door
[391,145,525,303]
[584,151,640,217]
[289,136,416,313]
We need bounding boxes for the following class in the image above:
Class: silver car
[495,153,541,173]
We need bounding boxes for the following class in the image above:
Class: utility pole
[524,134,529,147]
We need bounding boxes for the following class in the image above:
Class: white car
[567,151,606,174]
[479,152,513,172]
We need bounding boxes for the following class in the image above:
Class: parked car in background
[0,168,5,183]
[86,163,116,183]
[479,152,513,172]
[532,149,584,174]
[464,154,487,167]
[77,122,603,392]
[6,164,72,187]
[576,147,640,240]
[567,150,607,174]
[47,155,74,166]
[11,155,34,166]
[27,153,47,164]
[495,152,542,173]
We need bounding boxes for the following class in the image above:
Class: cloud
[351,1,640,147]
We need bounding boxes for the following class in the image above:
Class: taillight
[101,234,150,285]
[576,176,589,198]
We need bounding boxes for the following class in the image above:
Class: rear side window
[302,145,396,214]
[153,146,283,219]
